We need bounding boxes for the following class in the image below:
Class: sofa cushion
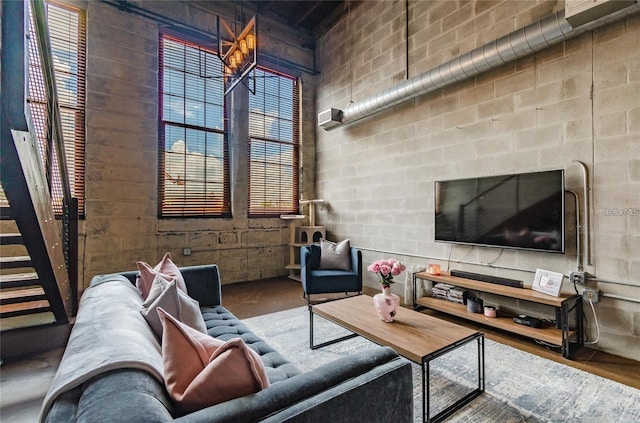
[158,309,270,414]
[137,252,187,299]
[200,305,301,383]
[319,239,351,271]
[308,269,360,293]
[140,275,207,338]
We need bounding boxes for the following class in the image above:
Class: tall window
[28,0,86,217]
[248,67,300,217]
[159,34,230,217]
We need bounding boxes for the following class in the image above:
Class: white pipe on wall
[572,161,591,266]
[566,190,582,271]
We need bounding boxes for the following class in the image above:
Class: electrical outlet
[582,288,599,303]
[570,271,586,285]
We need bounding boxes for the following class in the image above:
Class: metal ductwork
[319,2,640,130]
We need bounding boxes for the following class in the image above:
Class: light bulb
[240,39,248,55]
[234,50,243,65]
[246,34,255,50]
[229,56,236,69]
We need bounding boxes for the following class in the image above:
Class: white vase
[373,285,400,322]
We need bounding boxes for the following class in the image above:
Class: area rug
[243,306,640,423]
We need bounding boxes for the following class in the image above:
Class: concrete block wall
[315,0,640,360]
[77,1,316,291]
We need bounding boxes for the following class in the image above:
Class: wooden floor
[222,277,640,391]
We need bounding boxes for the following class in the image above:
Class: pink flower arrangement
[367,259,406,287]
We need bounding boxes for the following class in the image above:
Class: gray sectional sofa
[41,264,413,422]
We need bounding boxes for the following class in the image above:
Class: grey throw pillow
[140,274,207,338]
[319,239,352,271]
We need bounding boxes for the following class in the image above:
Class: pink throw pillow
[136,252,187,299]
[157,308,270,414]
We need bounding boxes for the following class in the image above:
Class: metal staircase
[0,0,78,358]
[0,197,56,330]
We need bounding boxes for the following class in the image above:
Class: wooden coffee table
[310,295,485,423]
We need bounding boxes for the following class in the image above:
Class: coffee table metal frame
[420,332,485,423]
[310,297,485,423]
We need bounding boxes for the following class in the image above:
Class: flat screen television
[434,170,565,253]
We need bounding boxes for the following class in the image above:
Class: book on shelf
[432,283,468,304]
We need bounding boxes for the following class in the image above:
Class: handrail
[30,0,77,282]
[31,0,72,204]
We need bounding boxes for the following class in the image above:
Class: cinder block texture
[315,1,640,360]
[79,1,316,288]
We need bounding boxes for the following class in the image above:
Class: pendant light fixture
[217,14,257,96]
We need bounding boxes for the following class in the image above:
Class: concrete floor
[1,348,64,422]
[1,276,638,422]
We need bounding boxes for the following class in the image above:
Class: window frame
[247,66,300,218]
[158,33,231,218]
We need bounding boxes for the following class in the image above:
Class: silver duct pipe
[327,4,640,128]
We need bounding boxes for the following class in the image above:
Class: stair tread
[0,256,31,263]
[0,299,50,314]
[0,272,39,282]
[0,287,46,300]
[0,312,57,331]
[0,233,23,245]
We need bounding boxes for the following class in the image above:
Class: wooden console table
[412,271,583,359]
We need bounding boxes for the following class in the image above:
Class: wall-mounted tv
[434,170,565,253]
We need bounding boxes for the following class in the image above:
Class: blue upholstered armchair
[300,244,362,304]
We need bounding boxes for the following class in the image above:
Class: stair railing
[30,0,79,312]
